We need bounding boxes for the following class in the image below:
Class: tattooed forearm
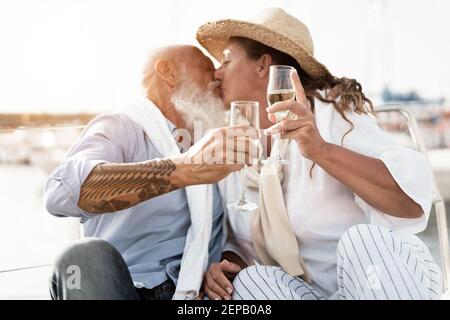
[78,159,180,213]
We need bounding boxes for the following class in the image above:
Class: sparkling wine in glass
[265,65,296,165]
[267,89,296,123]
[226,101,259,212]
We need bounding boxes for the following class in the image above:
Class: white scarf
[122,99,213,300]
[247,138,311,282]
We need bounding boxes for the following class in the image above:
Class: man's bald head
[141,44,224,132]
[149,45,199,64]
[142,45,214,94]
[143,45,191,86]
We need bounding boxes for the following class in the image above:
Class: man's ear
[154,60,177,88]
[256,53,273,79]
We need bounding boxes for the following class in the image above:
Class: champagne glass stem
[239,166,247,204]
[263,131,288,165]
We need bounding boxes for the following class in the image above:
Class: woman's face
[214,42,266,108]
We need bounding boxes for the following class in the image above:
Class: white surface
[428,149,450,201]
[1,0,450,113]
[0,266,52,300]
[428,149,450,171]
[0,165,80,271]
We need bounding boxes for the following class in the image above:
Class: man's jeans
[49,237,175,300]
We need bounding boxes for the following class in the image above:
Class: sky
[0,0,449,113]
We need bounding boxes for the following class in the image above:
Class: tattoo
[78,159,178,213]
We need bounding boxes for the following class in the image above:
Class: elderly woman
[197,7,442,300]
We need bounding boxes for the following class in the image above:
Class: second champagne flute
[226,101,260,212]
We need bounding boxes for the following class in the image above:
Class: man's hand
[203,260,242,300]
[173,125,260,186]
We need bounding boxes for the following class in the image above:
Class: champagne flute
[226,101,259,212]
[264,65,296,165]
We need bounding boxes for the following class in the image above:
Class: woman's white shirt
[218,98,434,298]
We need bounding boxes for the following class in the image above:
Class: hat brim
[197,19,332,79]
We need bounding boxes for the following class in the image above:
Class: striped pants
[232,224,442,300]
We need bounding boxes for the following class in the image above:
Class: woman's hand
[203,259,242,300]
[264,69,329,161]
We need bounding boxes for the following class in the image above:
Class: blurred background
[1,0,449,299]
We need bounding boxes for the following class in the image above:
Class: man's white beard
[171,80,226,134]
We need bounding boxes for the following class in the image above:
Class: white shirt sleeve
[43,114,136,222]
[327,107,434,234]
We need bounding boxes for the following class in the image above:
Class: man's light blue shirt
[44,113,224,289]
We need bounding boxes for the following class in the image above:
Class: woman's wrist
[309,141,333,165]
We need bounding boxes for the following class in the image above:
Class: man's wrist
[169,155,205,188]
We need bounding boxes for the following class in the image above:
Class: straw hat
[197,7,332,79]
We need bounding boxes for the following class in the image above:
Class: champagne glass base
[227,200,258,212]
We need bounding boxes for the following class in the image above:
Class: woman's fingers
[195,291,205,300]
[266,100,310,122]
[266,99,308,115]
[205,271,230,300]
[264,118,312,136]
[268,112,277,123]
[266,99,295,113]
[204,286,222,301]
[212,263,236,296]
[203,260,241,300]
[291,69,310,110]
[220,259,242,274]
[204,262,236,300]
[281,127,305,140]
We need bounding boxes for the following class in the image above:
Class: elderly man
[44,45,256,300]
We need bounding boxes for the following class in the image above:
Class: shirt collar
[164,117,186,153]
[165,117,177,135]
